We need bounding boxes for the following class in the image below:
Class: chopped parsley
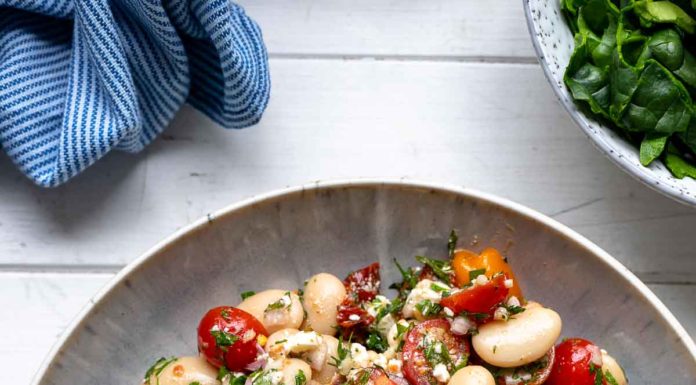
[189,382,201,385]
[143,357,178,384]
[356,369,371,385]
[447,229,458,258]
[392,258,418,292]
[329,334,352,367]
[274,338,288,345]
[366,332,388,352]
[210,329,238,350]
[468,268,487,281]
[395,322,413,352]
[251,370,279,385]
[589,363,620,385]
[217,366,231,381]
[415,299,443,317]
[295,370,307,385]
[241,291,256,300]
[265,292,292,312]
[503,304,525,315]
[415,255,454,283]
[459,310,489,321]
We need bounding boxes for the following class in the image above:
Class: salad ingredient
[144,356,219,385]
[402,319,470,385]
[561,0,696,178]
[602,350,629,385]
[238,290,304,333]
[546,338,606,385]
[440,274,509,319]
[303,273,347,335]
[472,302,561,368]
[197,306,268,371]
[448,366,495,385]
[452,248,523,300]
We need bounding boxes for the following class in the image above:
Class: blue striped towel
[0,0,270,187]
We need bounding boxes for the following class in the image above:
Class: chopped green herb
[604,370,620,385]
[393,259,418,291]
[493,345,497,354]
[144,357,178,384]
[468,268,487,282]
[210,329,238,350]
[265,292,291,312]
[415,299,443,317]
[447,230,458,258]
[357,369,371,385]
[329,334,352,367]
[430,282,450,294]
[423,340,452,368]
[189,382,201,385]
[251,370,279,385]
[217,366,231,381]
[415,255,454,283]
[459,311,489,321]
[504,304,525,315]
[241,291,256,300]
[366,332,388,353]
[274,339,287,345]
[295,370,307,385]
[221,308,231,319]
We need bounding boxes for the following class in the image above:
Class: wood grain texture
[1,59,695,284]
[235,0,536,59]
[1,273,692,384]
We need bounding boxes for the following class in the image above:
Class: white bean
[448,366,495,385]
[302,273,347,335]
[144,356,220,385]
[602,350,628,385]
[313,335,339,383]
[472,301,561,368]
[282,358,313,385]
[266,328,300,357]
[238,289,304,334]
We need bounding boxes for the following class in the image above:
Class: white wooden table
[1,1,695,383]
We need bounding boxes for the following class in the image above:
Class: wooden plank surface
[1,59,695,285]
[235,0,536,59]
[2,273,693,384]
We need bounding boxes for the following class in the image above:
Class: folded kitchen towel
[0,0,270,187]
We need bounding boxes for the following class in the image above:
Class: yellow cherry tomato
[452,247,524,300]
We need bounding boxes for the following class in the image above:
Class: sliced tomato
[344,262,381,302]
[402,319,470,385]
[336,303,375,329]
[440,274,509,320]
[452,248,523,300]
[197,306,267,372]
[495,347,555,385]
[546,338,605,385]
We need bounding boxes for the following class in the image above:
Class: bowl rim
[30,179,696,384]
[522,0,696,207]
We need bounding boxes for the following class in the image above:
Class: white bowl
[31,180,696,385]
[524,0,696,206]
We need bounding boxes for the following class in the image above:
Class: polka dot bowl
[523,0,696,206]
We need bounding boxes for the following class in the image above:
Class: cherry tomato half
[440,274,509,319]
[197,306,268,372]
[452,248,523,300]
[546,338,604,385]
[402,319,470,385]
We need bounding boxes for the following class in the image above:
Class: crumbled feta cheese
[504,279,514,288]
[269,371,284,385]
[403,279,444,318]
[284,331,323,353]
[349,314,361,321]
[432,363,450,383]
[370,352,388,368]
[474,274,489,286]
[386,359,403,375]
[365,295,392,318]
[450,316,474,335]
[506,296,520,307]
[351,343,370,368]
[494,307,509,321]
[443,307,454,317]
[265,357,283,370]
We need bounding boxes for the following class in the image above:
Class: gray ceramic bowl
[523,0,696,206]
[32,180,696,384]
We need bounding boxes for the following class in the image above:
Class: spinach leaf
[634,0,696,33]
[621,60,692,133]
[639,133,670,165]
[665,144,696,177]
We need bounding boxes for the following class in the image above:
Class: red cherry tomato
[344,262,381,302]
[197,306,267,372]
[402,319,470,385]
[546,338,605,385]
[440,274,509,320]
